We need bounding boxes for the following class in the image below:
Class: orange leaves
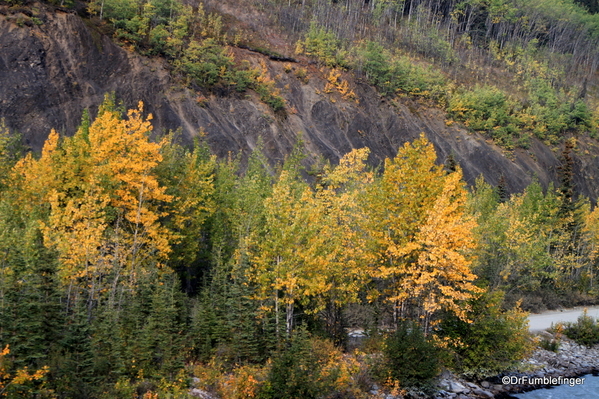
[42,183,110,282]
[12,97,175,290]
[89,103,172,218]
[252,137,479,333]
[324,69,357,101]
[217,364,267,399]
[411,170,481,319]
[0,345,50,397]
[84,101,174,282]
[365,134,479,326]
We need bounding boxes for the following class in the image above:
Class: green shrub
[568,99,592,130]
[448,86,523,148]
[254,84,285,112]
[227,65,258,93]
[438,290,532,378]
[265,332,321,399]
[380,321,439,389]
[177,38,234,88]
[359,41,446,101]
[263,330,363,399]
[296,22,348,68]
[562,310,599,347]
[148,24,170,55]
[539,337,560,352]
[448,86,514,130]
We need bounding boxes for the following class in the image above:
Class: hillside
[2,0,599,199]
[4,1,599,398]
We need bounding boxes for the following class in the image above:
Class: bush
[263,330,363,399]
[359,41,446,101]
[296,22,348,68]
[539,336,560,352]
[447,86,523,148]
[438,290,532,378]
[562,310,599,347]
[448,86,515,130]
[379,321,439,390]
[178,38,234,88]
[217,364,269,399]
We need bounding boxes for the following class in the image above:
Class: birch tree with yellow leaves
[409,169,480,332]
[250,148,376,340]
[583,207,599,292]
[366,134,479,331]
[250,167,315,339]
[11,96,175,306]
[303,148,375,341]
[89,99,173,290]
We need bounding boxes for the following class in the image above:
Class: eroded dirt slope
[1,4,599,198]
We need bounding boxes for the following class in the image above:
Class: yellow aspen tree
[584,206,599,292]
[88,100,173,288]
[11,129,61,214]
[296,148,375,341]
[250,149,374,340]
[365,134,479,329]
[365,134,445,325]
[495,184,560,293]
[250,169,316,338]
[12,98,174,296]
[159,139,216,269]
[409,169,480,332]
[11,126,111,301]
[304,148,375,312]
[40,128,110,291]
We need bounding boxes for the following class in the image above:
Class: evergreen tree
[156,134,216,295]
[497,174,509,203]
[555,138,587,286]
[55,300,97,398]
[558,138,576,220]
[135,271,186,379]
[445,152,458,173]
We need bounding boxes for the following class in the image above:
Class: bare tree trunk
[286,301,294,337]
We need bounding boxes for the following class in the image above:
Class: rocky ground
[433,332,599,399]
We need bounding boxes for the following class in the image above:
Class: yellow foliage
[250,148,375,335]
[584,205,599,289]
[12,98,175,293]
[411,170,481,321]
[365,134,479,328]
[324,69,357,101]
[217,364,268,399]
[0,345,51,397]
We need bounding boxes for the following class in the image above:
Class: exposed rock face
[1,4,598,198]
[0,5,180,150]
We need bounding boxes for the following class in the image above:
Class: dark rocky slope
[2,4,599,198]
